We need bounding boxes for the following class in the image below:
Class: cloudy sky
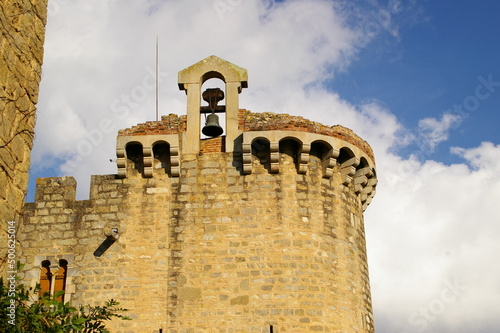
[29,0,500,332]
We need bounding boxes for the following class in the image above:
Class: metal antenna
[155,36,159,121]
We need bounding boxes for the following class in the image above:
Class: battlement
[118,110,373,160]
[241,110,374,161]
[26,175,127,208]
[114,110,377,209]
[34,176,77,203]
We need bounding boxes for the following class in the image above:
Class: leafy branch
[0,263,130,333]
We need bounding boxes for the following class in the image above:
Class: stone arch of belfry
[178,55,248,154]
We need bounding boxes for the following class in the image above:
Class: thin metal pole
[156,36,159,122]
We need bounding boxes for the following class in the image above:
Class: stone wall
[19,144,375,332]
[0,0,47,271]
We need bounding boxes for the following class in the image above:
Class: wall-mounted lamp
[94,228,119,257]
[104,228,119,241]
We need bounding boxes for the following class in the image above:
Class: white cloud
[451,142,500,172]
[31,1,499,332]
[366,142,500,332]
[417,113,463,152]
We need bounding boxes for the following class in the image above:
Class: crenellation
[34,176,77,203]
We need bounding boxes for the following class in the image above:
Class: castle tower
[0,1,48,271]
[19,56,377,332]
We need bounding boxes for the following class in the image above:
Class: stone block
[177,287,201,301]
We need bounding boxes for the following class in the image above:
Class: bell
[201,88,225,137]
[202,113,224,137]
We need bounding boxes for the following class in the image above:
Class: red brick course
[240,110,374,160]
[118,110,373,160]
[118,114,186,136]
[200,136,225,153]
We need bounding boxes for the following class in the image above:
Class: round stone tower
[114,56,377,332]
[20,55,376,333]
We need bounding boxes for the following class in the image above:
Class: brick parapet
[118,114,186,136]
[117,110,374,162]
[240,110,374,161]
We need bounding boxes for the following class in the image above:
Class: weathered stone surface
[17,145,375,332]
[0,0,47,272]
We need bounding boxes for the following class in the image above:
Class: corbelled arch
[310,140,336,178]
[116,134,180,178]
[251,137,272,172]
[278,136,304,173]
[152,140,170,175]
[125,142,144,176]
[242,131,374,177]
[241,131,376,210]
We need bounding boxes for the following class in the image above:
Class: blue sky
[330,0,500,164]
[29,1,500,332]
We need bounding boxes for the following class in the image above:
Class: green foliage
[0,264,130,333]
